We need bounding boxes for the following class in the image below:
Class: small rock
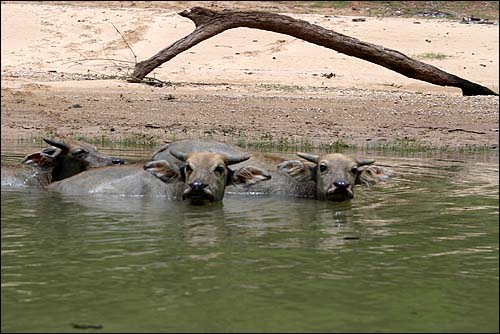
[160,94,176,101]
[321,72,335,79]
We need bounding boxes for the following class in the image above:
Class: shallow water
[1,142,499,333]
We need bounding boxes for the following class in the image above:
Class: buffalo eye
[319,164,328,173]
[214,165,225,174]
[184,164,193,173]
[350,166,359,175]
[72,148,89,158]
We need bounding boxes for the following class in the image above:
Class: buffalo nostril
[190,181,207,190]
[333,180,350,188]
[112,158,125,165]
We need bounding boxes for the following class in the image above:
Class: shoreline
[1,2,498,152]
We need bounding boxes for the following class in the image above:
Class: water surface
[2,143,498,333]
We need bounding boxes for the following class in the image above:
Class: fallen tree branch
[128,7,497,96]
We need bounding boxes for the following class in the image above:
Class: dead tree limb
[128,7,498,96]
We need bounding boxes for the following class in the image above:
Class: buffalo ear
[277,160,315,182]
[41,146,60,156]
[21,152,56,170]
[144,160,181,184]
[229,166,271,186]
[356,166,393,185]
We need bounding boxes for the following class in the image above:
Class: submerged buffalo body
[226,151,391,201]
[1,138,124,187]
[49,139,271,204]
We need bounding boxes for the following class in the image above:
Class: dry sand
[1,1,498,150]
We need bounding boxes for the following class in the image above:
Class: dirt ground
[1,1,499,150]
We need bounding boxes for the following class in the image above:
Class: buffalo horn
[226,154,250,165]
[170,150,188,162]
[43,138,70,153]
[297,152,319,163]
[356,158,375,166]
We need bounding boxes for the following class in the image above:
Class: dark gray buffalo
[48,139,271,204]
[1,138,124,187]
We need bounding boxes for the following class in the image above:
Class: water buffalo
[153,140,389,201]
[48,140,271,205]
[276,152,388,201]
[226,151,391,201]
[1,138,125,187]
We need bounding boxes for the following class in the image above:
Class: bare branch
[110,22,137,65]
[128,7,497,96]
[61,58,135,66]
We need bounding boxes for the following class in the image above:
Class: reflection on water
[1,143,499,333]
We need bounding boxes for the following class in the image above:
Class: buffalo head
[22,138,125,181]
[144,151,271,204]
[277,152,375,201]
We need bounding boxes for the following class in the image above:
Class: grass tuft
[413,52,449,60]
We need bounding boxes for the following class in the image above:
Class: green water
[1,144,498,333]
